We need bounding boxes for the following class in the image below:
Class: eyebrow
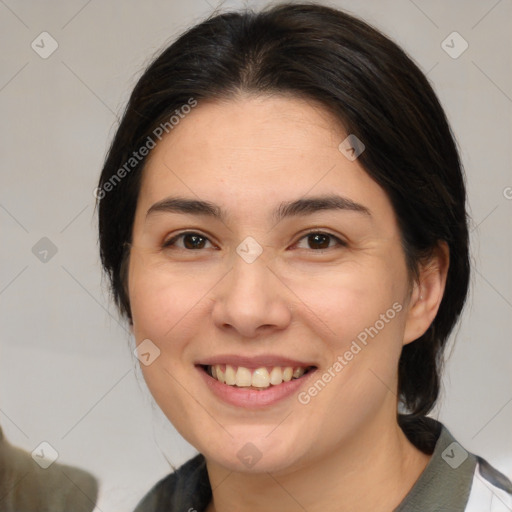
[145,194,371,223]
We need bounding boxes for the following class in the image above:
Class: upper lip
[195,354,317,369]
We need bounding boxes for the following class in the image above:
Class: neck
[205,410,431,512]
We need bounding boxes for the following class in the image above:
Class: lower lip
[196,366,317,409]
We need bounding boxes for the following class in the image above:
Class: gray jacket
[0,426,98,511]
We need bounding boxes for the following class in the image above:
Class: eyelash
[161,230,347,252]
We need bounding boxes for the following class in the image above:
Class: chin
[199,429,307,474]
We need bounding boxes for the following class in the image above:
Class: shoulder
[396,415,512,511]
[133,453,211,512]
[0,427,98,512]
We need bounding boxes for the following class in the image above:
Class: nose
[210,252,292,338]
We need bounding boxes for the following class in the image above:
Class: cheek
[128,263,206,430]
[292,269,406,437]
[287,261,405,348]
[129,260,211,341]
[288,259,408,417]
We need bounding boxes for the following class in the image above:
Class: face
[128,94,418,474]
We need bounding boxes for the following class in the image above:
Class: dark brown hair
[96,2,470,417]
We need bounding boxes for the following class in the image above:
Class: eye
[162,231,215,250]
[161,230,346,252]
[294,231,347,251]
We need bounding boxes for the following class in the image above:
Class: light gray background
[1,0,511,510]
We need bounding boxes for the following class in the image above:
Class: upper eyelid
[293,231,347,249]
[163,231,217,248]
[174,231,212,242]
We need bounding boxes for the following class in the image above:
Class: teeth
[225,364,236,385]
[252,368,270,388]
[269,367,283,385]
[207,364,311,388]
[235,366,252,387]
[293,367,305,378]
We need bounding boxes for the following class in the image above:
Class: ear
[403,241,450,345]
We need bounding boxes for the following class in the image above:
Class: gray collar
[394,421,477,511]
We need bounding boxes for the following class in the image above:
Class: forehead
[137,94,395,229]
[160,93,345,153]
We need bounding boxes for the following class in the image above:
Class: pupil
[309,233,329,249]
[184,234,205,249]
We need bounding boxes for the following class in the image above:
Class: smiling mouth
[200,364,316,390]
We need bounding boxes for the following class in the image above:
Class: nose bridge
[211,246,291,336]
[228,248,276,305]
[227,233,275,294]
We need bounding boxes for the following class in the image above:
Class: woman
[96,3,512,510]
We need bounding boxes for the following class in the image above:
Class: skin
[127,93,449,512]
